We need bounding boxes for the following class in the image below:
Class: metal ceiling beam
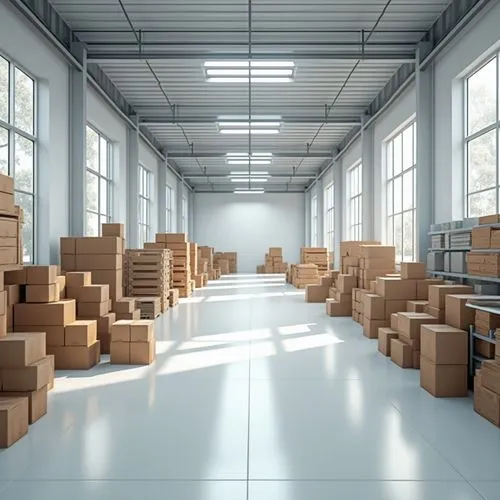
[168,151,333,158]
[140,116,361,126]
[184,174,316,179]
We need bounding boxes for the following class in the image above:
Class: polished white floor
[1,274,500,499]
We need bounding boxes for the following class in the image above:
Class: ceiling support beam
[168,151,333,159]
[139,116,361,126]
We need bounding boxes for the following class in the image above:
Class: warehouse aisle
[1,274,500,499]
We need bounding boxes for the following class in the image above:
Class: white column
[333,160,343,269]
[361,118,374,240]
[127,115,139,247]
[157,155,167,232]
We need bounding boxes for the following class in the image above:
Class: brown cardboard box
[110,342,130,364]
[56,275,66,299]
[390,339,413,368]
[76,237,123,255]
[156,233,187,244]
[390,313,399,332]
[116,310,141,321]
[65,320,97,347]
[445,294,478,330]
[413,350,421,369]
[26,266,58,285]
[14,300,76,327]
[130,340,155,365]
[385,300,408,319]
[325,299,351,317]
[26,284,60,304]
[91,270,123,299]
[14,325,64,347]
[363,317,388,339]
[420,324,468,364]
[397,313,439,340]
[114,298,136,314]
[98,333,111,355]
[428,285,474,309]
[416,279,444,300]
[130,320,154,342]
[48,341,100,370]
[60,237,77,255]
[472,226,491,249]
[474,373,500,426]
[269,247,282,257]
[376,278,417,300]
[399,334,421,351]
[1,356,52,391]
[420,356,468,397]
[4,269,26,286]
[61,254,76,272]
[76,254,122,271]
[479,214,500,224]
[102,223,125,238]
[0,332,46,368]
[337,275,357,294]
[476,310,500,332]
[77,301,109,318]
[401,262,426,280]
[481,361,500,394]
[6,284,20,306]
[0,290,6,316]
[407,300,428,313]
[378,327,398,356]
[364,294,385,320]
[305,285,329,303]
[424,305,446,323]
[67,284,110,303]
[97,313,116,334]
[0,397,29,448]
[111,320,131,342]
[0,386,47,424]
[65,272,92,288]
[475,338,496,359]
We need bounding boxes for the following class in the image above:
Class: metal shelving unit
[428,247,471,252]
[428,271,500,283]
[428,227,475,236]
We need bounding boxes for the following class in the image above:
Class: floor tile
[0,480,247,500]
[249,480,484,500]
[471,482,500,499]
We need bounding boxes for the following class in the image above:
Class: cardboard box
[326,299,351,317]
[390,313,399,332]
[0,397,29,448]
[482,361,500,395]
[67,284,110,303]
[360,245,395,259]
[376,278,417,300]
[130,340,155,365]
[25,266,58,285]
[1,356,52,391]
[56,275,66,299]
[416,278,443,300]
[60,237,77,255]
[25,284,60,304]
[472,226,491,248]
[424,305,446,323]
[401,262,426,280]
[97,313,116,334]
[156,233,187,244]
[474,373,500,426]
[364,294,385,320]
[475,338,496,359]
[397,313,439,340]
[445,294,478,330]
[337,274,357,294]
[111,320,131,342]
[102,223,124,238]
[48,341,100,370]
[407,300,428,313]
[0,386,47,424]
[420,324,468,364]
[420,356,468,397]
[305,285,329,303]
[479,214,500,224]
[77,301,109,318]
[76,254,122,271]
[14,300,76,327]
[65,320,98,347]
[116,310,141,321]
[378,327,398,356]
[91,270,123,299]
[390,339,413,368]
[61,254,76,272]
[110,341,130,364]
[6,284,20,306]
[0,332,46,368]
[476,310,500,332]
[98,332,111,355]
[76,237,123,255]
[0,290,7,316]
[14,325,64,347]
[385,300,408,319]
[130,320,154,342]
[428,285,474,309]
[65,272,92,288]
[363,317,388,339]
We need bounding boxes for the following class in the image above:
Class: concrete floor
[1,274,500,499]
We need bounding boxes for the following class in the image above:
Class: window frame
[385,120,417,262]
[166,184,174,232]
[0,52,37,263]
[324,182,335,252]
[181,195,188,233]
[138,164,153,246]
[311,194,318,246]
[347,162,362,241]
[85,124,113,236]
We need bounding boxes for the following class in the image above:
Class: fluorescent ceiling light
[219,129,280,135]
[231,178,268,183]
[204,60,296,82]
[217,116,282,135]
[230,171,269,176]
[227,160,271,165]
[234,188,265,194]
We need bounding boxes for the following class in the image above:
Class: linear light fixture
[230,178,268,183]
[226,152,273,165]
[229,171,270,176]
[204,61,296,83]
[234,188,265,194]
[217,116,282,135]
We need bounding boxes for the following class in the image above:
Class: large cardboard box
[0,397,29,448]
[384,300,408,319]
[26,266,58,285]
[114,298,136,314]
[445,294,478,330]
[397,313,439,340]
[67,284,110,303]
[420,324,468,364]
[65,272,92,288]
[155,233,187,244]
[14,300,76,326]
[420,356,468,397]
[75,237,123,255]
[376,278,417,300]
[130,320,154,342]
[1,356,52,391]
[97,313,116,334]
[0,332,46,368]
[110,342,130,364]
[428,285,474,309]
[76,254,122,271]
[0,386,47,424]
[481,361,500,395]
[116,310,140,321]
[425,305,446,323]
[364,294,385,320]
[472,226,491,249]
[76,301,109,318]
[15,325,64,347]
[25,284,59,303]
[363,317,388,339]
[92,270,123,299]
[416,278,444,300]
[474,372,500,426]
[111,320,131,342]
[48,341,100,370]
[378,328,398,356]
[60,237,76,255]
[65,320,97,347]
[337,274,357,294]
[400,262,426,280]
[130,341,155,365]
[390,339,413,368]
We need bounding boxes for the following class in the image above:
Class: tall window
[324,183,335,251]
[386,121,416,262]
[138,165,152,246]
[166,184,174,232]
[311,195,318,246]
[465,56,499,216]
[181,195,188,233]
[348,162,362,240]
[86,125,112,236]
[0,55,36,263]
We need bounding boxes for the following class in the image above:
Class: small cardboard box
[325,299,351,317]
[130,320,154,343]
[420,324,468,364]
[445,294,478,330]
[14,325,64,347]
[76,254,122,271]
[337,274,358,294]
[156,233,187,243]
[0,397,29,448]
[376,278,417,300]
[390,339,413,368]
[67,284,110,303]
[116,310,141,321]
[65,272,92,288]
[428,285,474,309]
[479,214,500,224]
[472,226,491,248]
[400,262,426,280]
[77,301,110,318]
[61,254,76,272]
[390,313,399,332]
[378,327,398,356]
[102,223,124,238]
[407,300,428,313]
[364,294,385,320]
[26,266,58,285]
[110,341,130,364]
[397,313,439,340]
[65,320,98,347]
[363,317,388,339]
[0,386,47,424]
[481,361,500,395]
[114,299,136,314]
[97,313,116,334]
[305,285,329,303]
[75,237,123,255]
[48,341,100,370]
[474,373,500,426]
[14,300,76,326]
[0,332,46,368]
[25,283,60,304]
[384,300,408,319]
[1,356,52,391]
[420,356,468,397]
[111,320,132,342]
[475,338,495,359]
[130,340,155,365]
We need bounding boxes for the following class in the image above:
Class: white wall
[194,193,305,273]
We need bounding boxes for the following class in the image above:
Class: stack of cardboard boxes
[425,284,474,323]
[305,272,338,303]
[467,218,500,277]
[214,253,230,275]
[358,245,396,290]
[114,297,140,320]
[326,274,357,316]
[475,343,500,425]
[191,244,205,288]
[340,241,380,286]
[301,248,329,274]
[110,320,155,365]
[292,264,320,289]
[223,252,237,273]
[257,247,287,274]
[199,246,216,280]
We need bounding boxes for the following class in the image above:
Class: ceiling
[48,0,452,192]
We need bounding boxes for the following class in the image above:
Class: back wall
[193,193,305,273]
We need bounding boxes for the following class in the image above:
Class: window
[181,195,188,233]
[0,54,36,263]
[348,162,362,240]
[465,56,500,216]
[166,184,174,232]
[311,195,318,246]
[386,121,416,262]
[324,183,335,251]
[86,125,112,236]
[138,165,152,246]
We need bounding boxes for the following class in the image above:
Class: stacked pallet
[134,297,162,320]
[301,248,329,274]
[214,253,230,275]
[125,249,170,313]
[199,246,217,280]
[191,243,205,288]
